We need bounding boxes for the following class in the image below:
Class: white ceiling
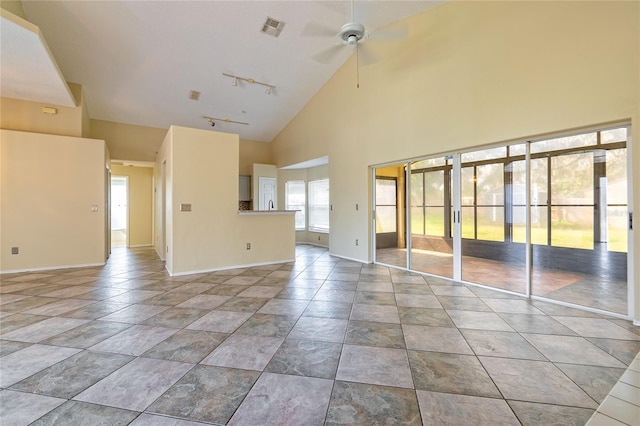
[0,9,76,107]
[14,1,443,143]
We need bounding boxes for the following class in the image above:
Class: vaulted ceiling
[4,1,443,143]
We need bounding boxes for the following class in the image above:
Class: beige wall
[240,139,273,176]
[271,1,639,319]
[0,129,106,272]
[1,82,84,137]
[111,165,153,247]
[156,126,294,275]
[154,130,173,261]
[90,119,167,162]
[0,0,25,18]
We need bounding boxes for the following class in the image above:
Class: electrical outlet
[11,247,19,255]
[246,243,251,250]
[355,239,359,246]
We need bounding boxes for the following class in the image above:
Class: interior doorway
[111,176,128,247]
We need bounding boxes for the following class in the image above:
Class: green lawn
[411,214,627,252]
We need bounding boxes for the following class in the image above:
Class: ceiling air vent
[261,17,285,38]
[188,90,201,101]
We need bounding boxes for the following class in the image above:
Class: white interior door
[259,177,277,210]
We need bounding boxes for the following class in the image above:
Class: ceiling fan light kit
[339,22,365,45]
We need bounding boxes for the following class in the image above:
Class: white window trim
[308,178,330,233]
[285,180,306,231]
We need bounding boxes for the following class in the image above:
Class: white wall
[0,130,106,271]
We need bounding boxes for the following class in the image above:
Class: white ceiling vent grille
[188,90,201,101]
[261,17,285,37]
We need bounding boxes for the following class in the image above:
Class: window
[375,178,397,233]
[285,181,306,230]
[308,179,329,232]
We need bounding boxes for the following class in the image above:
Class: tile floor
[376,247,628,315]
[1,244,639,425]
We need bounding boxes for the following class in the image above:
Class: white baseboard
[297,242,328,248]
[329,253,370,264]
[167,259,296,277]
[0,262,106,275]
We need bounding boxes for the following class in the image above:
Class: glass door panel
[375,165,407,268]
[531,129,628,315]
[460,146,526,293]
[409,158,453,278]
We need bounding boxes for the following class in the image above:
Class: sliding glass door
[529,129,629,314]
[409,158,453,278]
[374,165,406,269]
[373,125,632,317]
[459,146,527,294]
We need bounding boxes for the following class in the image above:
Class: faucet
[268,200,274,211]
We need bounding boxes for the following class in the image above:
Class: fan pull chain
[356,42,360,89]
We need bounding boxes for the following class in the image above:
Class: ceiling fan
[303,0,407,87]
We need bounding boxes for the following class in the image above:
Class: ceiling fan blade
[358,43,379,67]
[312,44,345,64]
[368,21,408,42]
[314,0,348,17]
[301,21,337,38]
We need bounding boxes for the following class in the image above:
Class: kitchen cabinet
[239,175,251,201]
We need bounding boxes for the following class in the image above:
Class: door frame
[110,175,129,248]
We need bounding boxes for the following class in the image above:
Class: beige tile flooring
[0,244,638,425]
[376,248,628,315]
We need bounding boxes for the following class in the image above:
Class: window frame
[308,178,330,233]
[285,180,306,231]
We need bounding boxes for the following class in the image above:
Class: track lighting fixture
[223,73,275,95]
[203,115,249,127]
